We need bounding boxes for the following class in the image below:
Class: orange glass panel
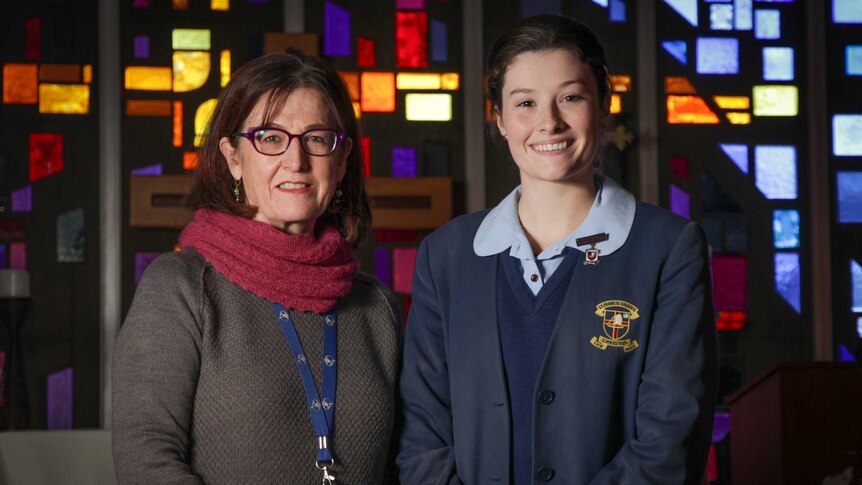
[610,94,622,114]
[126,100,172,116]
[194,99,218,147]
[610,75,631,93]
[211,0,229,10]
[125,66,172,91]
[220,50,230,87]
[664,76,697,94]
[39,64,81,82]
[183,151,198,170]
[713,95,749,110]
[173,101,183,147]
[666,95,720,124]
[726,112,751,124]
[173,51,210,92]
[3,63,38,104]
[361,72,395,112]
[352,101,361,119]
[339,72,360,101]
[83,65,93,84]
[39,84,89,114]
[440,73,459,90]
[173,0,189,9]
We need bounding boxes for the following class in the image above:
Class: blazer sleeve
[397,239,464,485]
[590,222,719,485]
[111,254,206,485]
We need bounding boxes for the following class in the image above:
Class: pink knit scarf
[179,209,358,313]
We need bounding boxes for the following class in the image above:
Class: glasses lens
[301,130,338,156]
[252,128,289,155]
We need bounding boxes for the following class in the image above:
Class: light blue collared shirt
[472,175,637,295]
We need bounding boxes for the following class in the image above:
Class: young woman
[398,15,718,484]
[112,52,401,484]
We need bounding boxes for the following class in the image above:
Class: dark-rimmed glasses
[233,127,345,156]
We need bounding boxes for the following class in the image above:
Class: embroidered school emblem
[590,300,640,352]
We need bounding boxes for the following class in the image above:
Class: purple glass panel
[47,368,73,430]
[838,344,855,363]
[247,0,269,2]
[11,186,32,213]
[396,0,425,8]
[134,35,150,59]
[134,0,151,7]
[324,2,351,57]
[669,184,690,219]
[0,244,6,269]
[131,163,164,176]
[610,0,626,22]
[712,412,730,442]
[374,247,392,288]
[135,252,161,284]
[392,146,418,177]
[431,20,447,62]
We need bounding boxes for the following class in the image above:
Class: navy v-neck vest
[497,249,580,485]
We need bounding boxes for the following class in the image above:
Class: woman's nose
[279,137,308,171]
[539,104,565,132]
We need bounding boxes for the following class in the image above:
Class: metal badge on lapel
[590,300,640,352]
[576,232,609,265]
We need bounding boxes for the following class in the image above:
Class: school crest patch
[590,300,640,352]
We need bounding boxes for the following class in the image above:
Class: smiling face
[495,48,608,190]
[220,87,351,234]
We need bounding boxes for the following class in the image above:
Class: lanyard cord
[273,303,337,467]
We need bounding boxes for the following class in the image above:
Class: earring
[233,179,242,202]
[331,186,345,212]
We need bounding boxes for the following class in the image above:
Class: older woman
[398,15,718,484]
[112,52,401,484]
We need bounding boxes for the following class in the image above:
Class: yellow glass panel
[39,84,89,114]
[211,0,229,10]
[713,95,749,110]
[405,93,452,121]
[610,94,622,114]
[172,29,211,50]
[339,72,360,101]
[83,65,93,84]
[220,50,231,87]
[610,75,631,93]
[39,64,81,83]
[125,66,172,91]
[664,76,697,94]
[173,0,189,9]
[173,51,210,92]
[183,151,199,170]
[352,101,361,119]
[753,85,798,116]
[195,99,218,147]
[126,100,172,116]
[361,72,395,112]
[3,63,38,104]
[441,73,460,90]
[173,101,183,147]
[726,112,751,124]
[397,73,441,90]
[666,95,719,124]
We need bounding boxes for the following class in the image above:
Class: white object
[0,269,30,298]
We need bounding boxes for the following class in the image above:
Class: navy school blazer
[397,202,718,485]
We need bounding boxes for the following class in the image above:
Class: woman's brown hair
[187,51,371,246]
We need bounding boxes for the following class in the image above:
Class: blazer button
[537,467,555,481]
[538,390,555,405]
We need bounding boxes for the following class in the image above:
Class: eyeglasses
[233,126,346,157]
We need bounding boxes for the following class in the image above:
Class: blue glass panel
[720,143,748,173]
[431,20,448,63]
[833,114,862,156]
[610,0,626,22]
[763,47,794,81]
[734,0,753,29]
[725,216,749,253]
[0,244,5,269]
[848,46,862,75]
[697,37,739,74]
[324,1,351,57]
[755,10,780,39]
[837,172,862,223]
[755,145,797,199]
[131,164,163,176]
[774,252,801,313]
[851,259,862,312]
[664,0,698,26]
[834,0,862,24]
[670,184,690,219]
[772,209,799,249]
[662,40,688,64]
[520,0,562,17]
[710,4,734,30]
[592,0,609,6]
[838,344,856,363]
[858,316,862,338]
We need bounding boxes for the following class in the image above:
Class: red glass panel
[26,17,41,61]
[671,155,690,180]
[29,133,64,182]
[357,36,376,67]
[396,11,428,68]
[361,136,371,177]
[716,310,747,330]
[711,255,747,311]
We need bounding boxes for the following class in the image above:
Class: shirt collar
[473,174,636,259]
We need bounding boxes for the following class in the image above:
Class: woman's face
[220,87,351,234]
[495,48,607,189]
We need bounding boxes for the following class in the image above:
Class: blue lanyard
[273,303,338,475]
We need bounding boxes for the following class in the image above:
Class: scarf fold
[179,209,358,314]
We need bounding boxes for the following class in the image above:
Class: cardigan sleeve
[590,222,719,484]
[397,239,464,485]
[111,252,206,485]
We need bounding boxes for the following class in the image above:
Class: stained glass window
[775,252,801,313]
[755,145,797,199]
[833,115,862,155]
[772,209,800,249]
[405,93,452,121]
[697,37,739,74]
[836,172,862,223]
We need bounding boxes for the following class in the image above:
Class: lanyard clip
[316,458,336,485]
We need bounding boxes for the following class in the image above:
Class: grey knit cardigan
[112,249,402,484]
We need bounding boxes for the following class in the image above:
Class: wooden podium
[727,362,862,485]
